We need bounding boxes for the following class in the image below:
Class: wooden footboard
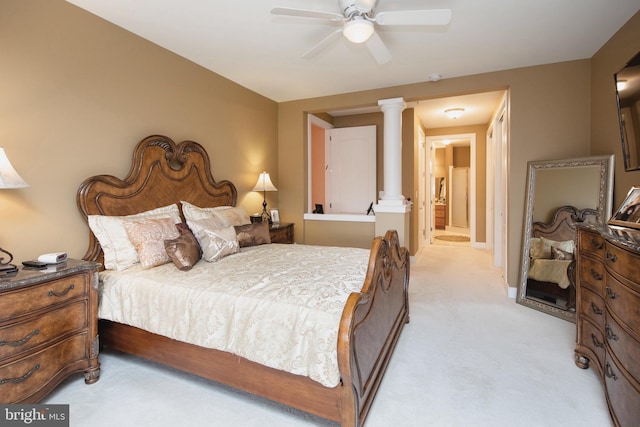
[97,230,409,427]
[338,230,410,427]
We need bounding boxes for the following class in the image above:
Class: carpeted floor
[43,245,612,426]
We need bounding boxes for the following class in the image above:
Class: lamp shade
[445,108,465,119]
[343,17,374,44]
[252,172,277,192]
[0,147,29,189]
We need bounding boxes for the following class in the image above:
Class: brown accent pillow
[551,245,574,260]
[164,223,202,271]
[235,222,271,248]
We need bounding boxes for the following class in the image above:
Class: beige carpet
[43,245,611,426]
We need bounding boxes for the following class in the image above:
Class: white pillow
[187,217,239,262]
[88,204,181,271]
[181,201,250,226]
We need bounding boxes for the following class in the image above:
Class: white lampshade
[343,17,374,44]
[0,147,29,189]
[445,108,465,119]
[252,172,277,192]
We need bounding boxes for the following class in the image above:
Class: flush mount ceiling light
[617,80,627,91]
[445,108,465,119]
[342,16,374,43]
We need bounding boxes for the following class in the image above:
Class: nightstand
[0,259,101,403]
[269,222,294,244]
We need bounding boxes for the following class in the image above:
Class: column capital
[378,97,407,110]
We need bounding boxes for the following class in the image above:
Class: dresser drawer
[0,274,88,322]
[0,301,87,361]
[578,256,606,293]
[605,274,640,334]
[579,286,605,327]
[605,314,640,384]
[606,242,640,285]
[604,353,640,427]
[579,229,605,259]
[0,334,87,403]
[577,317,605,372]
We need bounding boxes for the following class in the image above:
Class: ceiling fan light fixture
[343,17,374,43]
[445,108,465,119]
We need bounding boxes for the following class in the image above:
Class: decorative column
[377,97,406,206]
[375,97,411,250]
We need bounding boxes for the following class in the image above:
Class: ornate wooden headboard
[531,205,597,241]
[77,135,237,263]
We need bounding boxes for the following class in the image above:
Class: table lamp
[252,171,277,223]
[0,147,29,275]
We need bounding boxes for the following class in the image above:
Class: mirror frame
[516,155,614,322]
[615,50,640,171]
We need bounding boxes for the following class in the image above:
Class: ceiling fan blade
[366,32,392,64]
[374,9,452,26]
[271,7,343,21]
[302,29,343,59]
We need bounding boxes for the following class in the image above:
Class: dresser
[575,225,640,427]
[435,204,446,230]
[269,222,294,244]
[0,260,100,403]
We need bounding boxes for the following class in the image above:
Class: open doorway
[424,134,475,247]
[412,89,508,256]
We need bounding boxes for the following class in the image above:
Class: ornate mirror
[516,155,614,321]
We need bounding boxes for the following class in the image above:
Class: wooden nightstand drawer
[0,333,87,404]
[0,275,88,322]
[0,301,87,361]
[0,260,100,403]
[270,223,294,244]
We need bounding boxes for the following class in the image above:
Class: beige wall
[1,0,278,262]
[591,11,640,209]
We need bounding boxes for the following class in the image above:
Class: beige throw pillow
[123,217,180,269]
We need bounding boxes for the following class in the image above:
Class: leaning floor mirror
[517,155,614,322]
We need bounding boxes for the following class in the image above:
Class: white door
[451,167,469,228]
[418,128,427,250]
[325,125,376,214]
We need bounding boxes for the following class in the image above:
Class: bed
[526,205,597,310]
[76,135,410,427]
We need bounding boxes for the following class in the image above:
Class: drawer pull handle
[0,364,40,385]
[589,269,603,281]
[606,325,619,341]
[0,329,39,347]
[605,251,617,262]
[48,284,74,297]
[591,239,604,250]
[590,302,602,315]
[591,333,604,348]
[606,287,618,299]
[605,362,618,381]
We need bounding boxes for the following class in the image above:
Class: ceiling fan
[271,0,452,64]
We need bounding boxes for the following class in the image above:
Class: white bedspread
[98,243,369,387]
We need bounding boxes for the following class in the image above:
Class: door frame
[424,133,476,246]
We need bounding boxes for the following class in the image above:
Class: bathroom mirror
[615,50,640,171]
[516,155,614,322]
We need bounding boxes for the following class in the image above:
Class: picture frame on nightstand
[270,209,280,224]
